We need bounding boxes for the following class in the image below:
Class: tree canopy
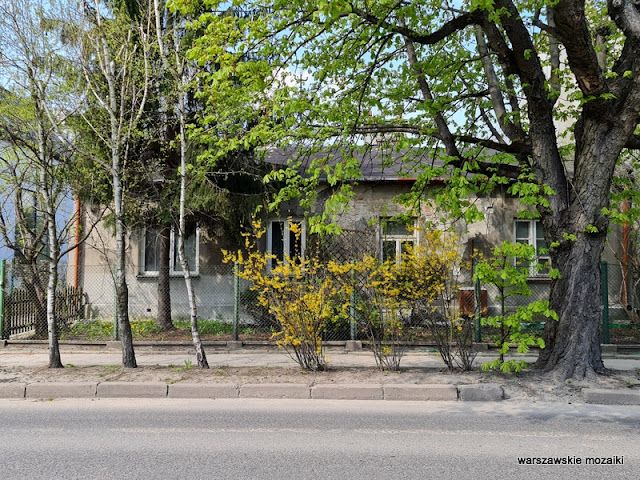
[180,0,640,380]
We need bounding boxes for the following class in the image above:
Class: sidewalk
[1,345,640,405]
[1,345,640,370]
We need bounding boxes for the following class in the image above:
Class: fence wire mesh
[0,258,637,344]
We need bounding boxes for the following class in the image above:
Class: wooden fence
[1,286,84,339]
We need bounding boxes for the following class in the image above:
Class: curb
[27,383,97,399]
[168,383,239,399]
[240,383,311,399]
[458,383,504,401]
[384,384,458,401]
[312,384,383,400]
[0,382,507,402]
[97,382,168,398]
[0,383,26,398]
[8,383,640,405]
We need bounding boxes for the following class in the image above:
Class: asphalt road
[1,398,639,479]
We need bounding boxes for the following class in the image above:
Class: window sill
[527,276,552,283]
[137,272,200,279]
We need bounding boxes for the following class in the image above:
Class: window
[142,225,199,275]
[143,226,162,273]
[381,218,417,263]
[267,219,305,269]
[172,227,199,274]
[514,219,550,276]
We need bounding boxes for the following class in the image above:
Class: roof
[263,145,447,182]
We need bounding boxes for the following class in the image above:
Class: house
[68,145,629,326]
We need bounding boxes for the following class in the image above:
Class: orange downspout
[622,199,630,308]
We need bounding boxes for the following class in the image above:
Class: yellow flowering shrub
[349,255,409,371]
[224,222,351,371]
[226,223,476,372]
[403,231,476,371]
[349,230,475,371]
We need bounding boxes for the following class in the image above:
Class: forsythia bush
[349,230,475,371]
[224,223,351,371]
[350,255,409,371]
[227,222,475,372]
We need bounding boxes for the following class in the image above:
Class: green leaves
[507,171,554,209]
[476,242,557,373]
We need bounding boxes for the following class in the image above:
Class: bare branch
[474,26,524,142]
[399,17,461,160]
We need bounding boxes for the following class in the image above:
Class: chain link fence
[0,257,638,344]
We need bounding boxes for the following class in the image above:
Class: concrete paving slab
[312,384,383,400]
[26,383,97,399]
[168,383,239,399]
[240,383,310,399]
[0,383,25,398]
[97,382,168,398]
[383,384,457,401]
[584,388,640,405]
[458,383,504,401]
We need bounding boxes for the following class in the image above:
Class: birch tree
[152,0,208,367]
[0,0,100,367]
[63,0,152,368]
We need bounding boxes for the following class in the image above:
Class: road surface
[1,398,639,479]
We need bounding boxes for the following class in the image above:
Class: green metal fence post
[601,261,610,344]
[233,262,240,341]
[349,267,356,341]
[0,260,5,339]
[113,265,119,341]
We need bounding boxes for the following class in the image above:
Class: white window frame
[266,219,306,270]
[514,219,550,277]
[140,226,200,276]
[380,217,418,264]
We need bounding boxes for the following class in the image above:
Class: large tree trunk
[535,116,623,380]
[536,234,607,380]
[156,225,173,331]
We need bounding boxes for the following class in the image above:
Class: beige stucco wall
[325,182,625,317]
[72,209,251,321]
[328,182,522,254]
[72,185,627,321]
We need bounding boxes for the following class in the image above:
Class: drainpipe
[621,199,630,308]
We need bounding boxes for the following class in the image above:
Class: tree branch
[474,26,524,142]
[608,0,640,39]
[349,5,483,45]
[399,17,461,160]
[553,0,606,97]
[304,122,531,157]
